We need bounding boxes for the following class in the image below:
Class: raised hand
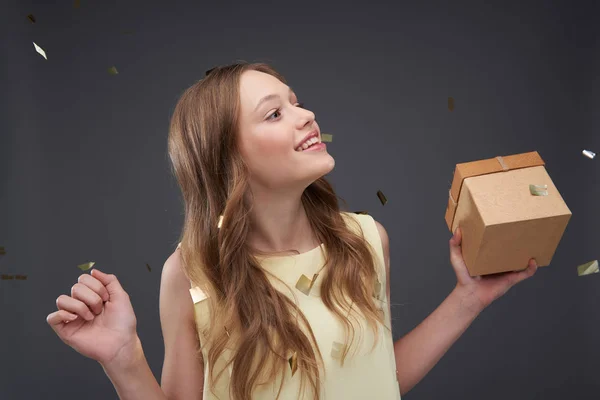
[46,269,139,366]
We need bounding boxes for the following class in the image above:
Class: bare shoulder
[159,248,204,399]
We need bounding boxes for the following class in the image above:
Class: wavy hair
[167,62,386,400]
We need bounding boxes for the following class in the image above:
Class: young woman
[47,62,538,400]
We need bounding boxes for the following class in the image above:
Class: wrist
[451,285,486,317]
[101,335,145,377]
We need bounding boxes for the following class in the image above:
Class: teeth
[297,136,320,151]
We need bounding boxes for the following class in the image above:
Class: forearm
[101,336,168,400]
[393,286,484,395]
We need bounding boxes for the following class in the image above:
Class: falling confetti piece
[190,286,208,304]
[321,133,333,143]
[146,263,151,272]
[448,97,455,112]
[15,275,27,280]
[582,150,596,159]
[27,14,36,23]
[33,42,47,60]
[295,273,319,296]
[74,0,81,8]
[289,352,298,376]
[529,184,548,196]
[1,275,14,280]
[577,260,599,276]
[377,190,387,205]
[77,261,95,271]
[218,215,224,229]
[108,66,119,75]
[0,246,5,255]
[331,341,347,360]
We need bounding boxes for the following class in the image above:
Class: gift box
[444,151,572,276]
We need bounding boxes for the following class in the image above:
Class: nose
[295,106,316,130]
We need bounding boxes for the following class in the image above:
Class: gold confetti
[27,14,36,23]
[295,273,319,296]
[288,352,298,376]
[218,215,224,229]
[353,210,368,215]
[224,326,231,338]
[15,275,27,280]
[529,184,548,196]
[331,341,346,360]
[77,262,95,271]
[190,286,208,304]
[582,150,596,159]
[577,260,599,276]
[373,278,382,300]
[146,263,151,272]
[1,274,14,280]
[377,190,387,205]
[321,133,333,143]
[448,97,455,112]
[108,66,119,75]
[33,42,47,60]
[0,246,5,255]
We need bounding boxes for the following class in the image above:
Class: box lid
[445,151,545,231]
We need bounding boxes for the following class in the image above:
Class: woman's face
[237,70,335,191]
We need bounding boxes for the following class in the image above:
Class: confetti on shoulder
[78,261,95,271]
[33,42,47,60]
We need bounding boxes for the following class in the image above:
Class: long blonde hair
[167,62,385,400]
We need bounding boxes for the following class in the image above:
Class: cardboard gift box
[444,151,572,276]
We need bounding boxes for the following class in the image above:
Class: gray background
[1,0,599,399]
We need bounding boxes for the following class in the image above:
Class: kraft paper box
[444,151,572,276]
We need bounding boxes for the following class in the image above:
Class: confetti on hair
[77,262,95,271]
[331,341,347,360]
[577,260,599,276]
[33,42,47,60]
[321,133,333,143]
[218,215,224,229]
[377,190,387,205]
[448,97,455,112]
[582,150,596,159]
[27,14,36,23]
[108,66,118,75]
[295,273,319,296]
[529,184,548,196]
[288,352,298,376]
[189,286,208,304]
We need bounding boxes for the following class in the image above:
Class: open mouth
[296,136,321,151]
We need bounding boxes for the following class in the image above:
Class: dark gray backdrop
[1,0,599,399]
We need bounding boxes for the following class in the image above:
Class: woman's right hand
[46,269,139,367]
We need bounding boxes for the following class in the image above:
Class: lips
[296,130,319,149]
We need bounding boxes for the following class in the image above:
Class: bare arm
[101,249,204,400]
[374,221,482,396]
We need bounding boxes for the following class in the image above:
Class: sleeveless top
[182,212,402,399]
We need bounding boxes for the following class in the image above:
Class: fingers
[512,259,538,284]
[71,283,104,315]
[46,309,78,327]
[56,294,95,321]
[78,274,109,302]
[90,269,126,298]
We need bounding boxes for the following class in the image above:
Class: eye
[267,109,281,120]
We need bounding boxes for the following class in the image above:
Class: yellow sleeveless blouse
[183,212,401,399]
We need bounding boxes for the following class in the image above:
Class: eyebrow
[253,87,296,113]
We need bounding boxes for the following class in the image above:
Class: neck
[246,187,318,256]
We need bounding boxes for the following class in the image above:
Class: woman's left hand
[449,227,538,312]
